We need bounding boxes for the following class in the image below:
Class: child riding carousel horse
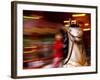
[44,21,89,68]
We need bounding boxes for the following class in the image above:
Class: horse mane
[59,29,69,60]
[59,24,80,60]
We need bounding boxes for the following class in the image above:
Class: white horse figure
[43,24,88,68]
[63,24,88,67]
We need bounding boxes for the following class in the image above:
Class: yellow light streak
[23,15,43,19]
[83,28,91,31]
[72,14,86,17]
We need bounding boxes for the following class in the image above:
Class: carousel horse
[43,24,88,68]
[63,24,88,67]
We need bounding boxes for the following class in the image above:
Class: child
[52,32,64,68]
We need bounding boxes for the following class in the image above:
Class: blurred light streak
[72,14,86,17]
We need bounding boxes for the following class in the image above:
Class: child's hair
[55,29,65,36]
[55,32,63,36]
[54,30,63,41]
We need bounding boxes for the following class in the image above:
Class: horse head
[68,24,83,42]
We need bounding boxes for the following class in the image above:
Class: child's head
[55,32,63,41]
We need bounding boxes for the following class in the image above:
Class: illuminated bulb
[84,23,89,26]
[65,24,69,27]
[64,20,70,23]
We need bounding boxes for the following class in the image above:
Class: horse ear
[70,24,80,28]
[61,26,68,32]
